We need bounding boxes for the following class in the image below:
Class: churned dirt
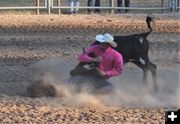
[0,13,179,123]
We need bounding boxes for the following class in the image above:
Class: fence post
[57,0,61,14]
[109,0,114,14]
[36,0,40,15]
[161,0,164,13]
[48,0,51,14]
[177,0,179,11]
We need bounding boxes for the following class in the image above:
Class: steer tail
[146,14,154,32]
[140,14,155,39]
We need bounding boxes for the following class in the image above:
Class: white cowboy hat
[95,33,117,48]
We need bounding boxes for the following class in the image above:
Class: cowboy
[79,33,123,89]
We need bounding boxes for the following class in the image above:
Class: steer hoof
[153,84,158,92]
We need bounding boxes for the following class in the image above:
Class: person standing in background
[87,0,100,14]
[95,0,100,14]
[69,0,80,14]
[87,0,93,14]
[168,0,177,12]
[117,0,130,13]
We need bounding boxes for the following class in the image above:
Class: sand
[0,13,179,123]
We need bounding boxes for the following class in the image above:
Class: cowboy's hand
[96,69,109,79]
[91,57,102,62]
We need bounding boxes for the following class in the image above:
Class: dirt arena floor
[0,13,179,123]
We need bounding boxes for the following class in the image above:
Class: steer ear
[82,47,85,53]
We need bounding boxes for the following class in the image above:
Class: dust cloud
[28,58,180,108]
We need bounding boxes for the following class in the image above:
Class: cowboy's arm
[79,45,98,62]
[106,54,124,77]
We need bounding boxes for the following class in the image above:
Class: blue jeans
[117,0,130,13]
[69,0,80,13]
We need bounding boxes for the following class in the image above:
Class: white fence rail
[52,0,179,14]
[0,0,47,14]
[0,0,47,9]
[0,0,179,14]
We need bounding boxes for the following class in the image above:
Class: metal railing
[0,0,47,14]
[51,0,179,14]
[0,0,179,14]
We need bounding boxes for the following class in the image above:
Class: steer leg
[143,56,158,91]
[143,68,148,84]
[147,62,158,91]
[134,58,158,91]
[132,61,148,84]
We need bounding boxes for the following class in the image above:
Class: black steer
[70,15,157,91]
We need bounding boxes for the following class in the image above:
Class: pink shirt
[79,45,123,78]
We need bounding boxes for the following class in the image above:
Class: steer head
[70,48,99,77]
